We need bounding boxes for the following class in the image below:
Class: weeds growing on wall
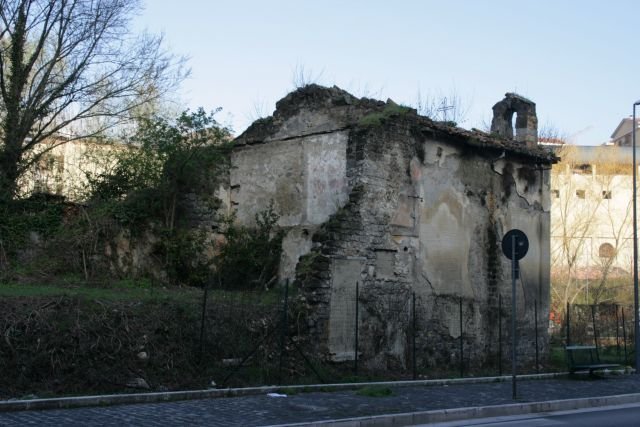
[215,203,285,290]
[358,103,413,127]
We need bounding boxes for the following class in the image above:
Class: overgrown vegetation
[87,109,234,287]
[0,287,281,398]
[0,194,67,262]
[1,108,233,287]
[215,202,285,290]
[358,103,413,127]
[0,103,292,293]
[0,283,326,398]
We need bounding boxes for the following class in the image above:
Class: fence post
[566,302,571,346]
[498,295,502,376]
[354,281,359,377]
[278,279,289,385]
[615,304,621,359]
[535,299,539,374]
[459,297,464,378]
[412,292,417,380]
[622,307,629,365]
[591,304,600,359]
[199,285,209,362]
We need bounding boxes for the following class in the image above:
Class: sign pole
[511,234,517,400]
[501,228,528,401]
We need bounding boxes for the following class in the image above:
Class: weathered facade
[17,138,121,201]
[231,86,555,370]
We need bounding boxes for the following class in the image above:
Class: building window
[599,243,615,258]
[602,190,612,199]
[576,189,585,199]
[551,189,560,198]
[572,164,592,174]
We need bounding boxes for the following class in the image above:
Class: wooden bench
[566,345,621,375]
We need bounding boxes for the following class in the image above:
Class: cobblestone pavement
[2,376,640,426]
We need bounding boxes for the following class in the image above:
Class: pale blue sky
[136,0,640,145]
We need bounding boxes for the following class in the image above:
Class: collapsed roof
[235,84,556,164]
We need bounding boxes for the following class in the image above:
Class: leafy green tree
[87,108,231,285]
[90,109,231,225]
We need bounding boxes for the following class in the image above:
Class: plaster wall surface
[231,131,349,280]
[381,133,550,367]
[328,258,364,361]
[231,132,349,227]
[231,138,305,227]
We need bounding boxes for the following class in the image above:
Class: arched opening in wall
[511,112,517,138]
[599,243,615,258]
[497,108,515,139]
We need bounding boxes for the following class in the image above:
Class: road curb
[267,392,640,427]
[0,372,565,412]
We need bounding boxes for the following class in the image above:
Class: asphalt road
[426,402,640,427]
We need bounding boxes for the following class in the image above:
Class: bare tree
[588,149,633,304]
[245,96,271,122]
[346,80,385,99]
[550,144,633,311]
[290,62,324,89]
[0,0,186,200]
[538,122,568,145]
[414,88,469,125]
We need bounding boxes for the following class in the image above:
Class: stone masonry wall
[296,111,551,371]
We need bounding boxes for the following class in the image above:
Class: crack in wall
[490,160,542,209]
[421,271,436,293]
[243,126,352,146]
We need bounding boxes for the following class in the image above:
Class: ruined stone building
[228,86,555,370]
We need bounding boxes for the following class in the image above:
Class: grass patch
[550,344,631,370]
[0,282,201,303]
[550,346,566,370]
[0,282,288,306]
[358,104,413,127]
[356,386,393,397]
[358,112,386,127]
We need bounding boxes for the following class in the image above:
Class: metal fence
[196,281,559,388]
[554,302,635,366]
